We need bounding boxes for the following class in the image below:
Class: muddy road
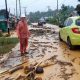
[0,24,80,80]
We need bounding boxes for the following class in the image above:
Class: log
[9,66,23,74]
[40,62,55,68]
[15,74,25,80]
[24,60,54,78]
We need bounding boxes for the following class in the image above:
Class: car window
[76,19,80,26]
[64,20,68,27]
[66,18,73,26]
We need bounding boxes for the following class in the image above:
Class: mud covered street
[0,24,80,80]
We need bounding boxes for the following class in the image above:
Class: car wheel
[67,37,74,50]
[59,32,62,41]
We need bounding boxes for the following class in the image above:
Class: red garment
[20,38,28,53]
[16,20,30,38]
[16,20,30,53]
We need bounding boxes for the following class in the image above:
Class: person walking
[16,14,30,56]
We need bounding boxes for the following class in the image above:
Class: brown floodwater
[0,24,80,80]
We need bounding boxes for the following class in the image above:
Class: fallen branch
[9,66,23,74]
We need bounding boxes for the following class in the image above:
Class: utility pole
[57,0,59,12]
[57,0,59,25]
[23,7,27,17]
[19,0,21,17]
[5,0,10,35]
[14,8,15,16]
[9,8,10,19]
[16,0,18,19]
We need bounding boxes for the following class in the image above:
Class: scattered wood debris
[9,66,23,74]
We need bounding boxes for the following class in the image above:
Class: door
[63,18,73,42]
[60,19,68,41]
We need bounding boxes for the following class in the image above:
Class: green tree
[48,5,74,26]
[28,4,74,26]
[28,9,54,23]
[76,4,80,15]
[58,5,74,25]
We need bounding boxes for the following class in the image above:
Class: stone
[35,77,42,80]
[35,66,44,74]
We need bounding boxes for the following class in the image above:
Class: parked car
[59,16,80,50]
[38,18,46,26]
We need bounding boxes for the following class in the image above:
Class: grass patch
[0,37,19,54]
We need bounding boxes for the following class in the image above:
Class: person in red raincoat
[16,14,30,56]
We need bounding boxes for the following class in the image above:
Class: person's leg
[23,38,26,53]
[20,38,24,55]
[24,38,28,53]
[26,38,28,49]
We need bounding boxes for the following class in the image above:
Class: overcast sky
[0,0,79,14]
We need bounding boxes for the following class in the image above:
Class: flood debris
[40,62,55,68]
[5,78,13,80]
[56,60,73,66]
[35,77,42,80]
[36,55,57,68]
[71,58,76,62]
[23,55,58,79]
[0,53,9,64]
[15,74,25,80]
[42,48,46,54]
[1,24,80,80]
[35,66,44,74]
[9,66,23,74]
[24,67,36,80]
[58,66,76,80]
[27,71,35,80]
[53,47,58,49]
[24,64,35,74]
[36,54,44,58]
[39,45,53,48]
[4,76,14,80]
[48,55,58,61]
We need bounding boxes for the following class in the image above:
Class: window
[76,19,80,26]
[66,18,73,26]
[64,20,68,27]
